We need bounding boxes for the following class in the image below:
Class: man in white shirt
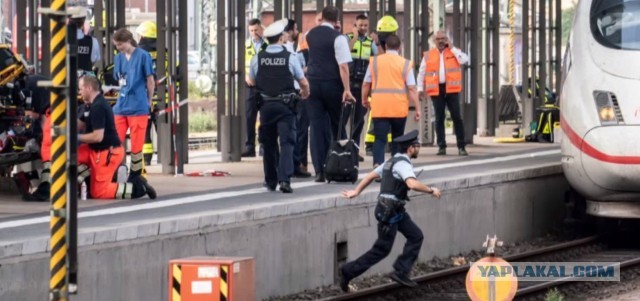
[416,30,470,156]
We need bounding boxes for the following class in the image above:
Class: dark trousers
[308,79,344,174]
[259,103,296,186]
[245,86,259,149]
[372,117,407,166]
[342,213,424,280]
[294,99,310,169]
[432,84,466,149]
[341,84,367,145]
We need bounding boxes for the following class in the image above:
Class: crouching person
[78,75,156,199]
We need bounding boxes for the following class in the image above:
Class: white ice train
[560,0,640,218]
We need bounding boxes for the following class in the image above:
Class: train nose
[581,126,640,192]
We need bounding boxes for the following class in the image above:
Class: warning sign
[466,257,518,301]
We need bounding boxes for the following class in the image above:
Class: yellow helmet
[136,21,157,39]
[376,15,398,33]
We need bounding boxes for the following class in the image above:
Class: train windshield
[591,0,640,50]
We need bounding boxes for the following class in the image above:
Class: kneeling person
[77,75,156,199]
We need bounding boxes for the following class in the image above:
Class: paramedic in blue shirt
[112,28,155,179]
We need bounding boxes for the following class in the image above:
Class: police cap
[264,19,288,38]
[69,6,88,19]
[393,130,420,146]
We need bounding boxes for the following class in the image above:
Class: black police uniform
[255,46,297,192]
[340,131,424,286]
[77,33,94,72]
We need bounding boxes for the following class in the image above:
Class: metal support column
[521,0,532,131]
[274,0,283,20]
[336,0,343,30]
[157,0,171,172]
[294,0,303,34]
[66,20,79,295]
[178,0,189,167]
[104,0,117,66]
[465,0,479,144]
[369,0,377,31]
[420,0,429,54]
[41,0,52,76]
[483,0,500,136]
[116,0,126,29]
[216,0,225,151]
[489,0,500,135]
[402,0,411,57]
[387,0,396,16]
[453,0,461,47]
[28,0,38,68]
[416,0,433,146]
[317,0,324,13]
[94,0,105,68]
[218,0,244,162]
[537,0,546,108]
[283,0,291,18]
[554,0,562,94]
[16,0,26,59]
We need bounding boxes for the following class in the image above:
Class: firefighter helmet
[376,15,398,33]
[136,21,157,39]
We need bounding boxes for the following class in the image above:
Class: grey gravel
[265,229,583,301]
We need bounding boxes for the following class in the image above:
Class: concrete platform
[0,137,566,300]
[0,135,552,216]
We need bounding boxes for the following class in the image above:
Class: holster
[255,93,264,110]
[374,196,405,224]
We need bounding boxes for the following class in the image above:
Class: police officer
[77,75,156,200]
[69,6,100,73]
[247,19,310,193]
[243,18,268,158]
[345,14,377,161]
[339,130,441,290]
[283,18,312,178]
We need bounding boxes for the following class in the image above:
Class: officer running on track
[339,130,441,291]
[246,19,310,193]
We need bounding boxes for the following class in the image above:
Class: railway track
[188,136,216,150]
[320,235,640,301]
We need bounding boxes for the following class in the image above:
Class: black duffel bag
[325,103,359,184]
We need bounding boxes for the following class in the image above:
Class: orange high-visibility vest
[370,53,412,118]
[297,32,309,52]
[423,48,463,96]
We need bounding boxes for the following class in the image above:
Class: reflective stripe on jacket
[346,33,373,60]
[423,48,462,96]
[370,54,412,118]
[245,38,267,72]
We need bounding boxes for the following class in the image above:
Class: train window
[591,0,640,50]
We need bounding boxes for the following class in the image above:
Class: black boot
[279,181,292,193]
[130,175,157,199]
[23,182,50,202]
